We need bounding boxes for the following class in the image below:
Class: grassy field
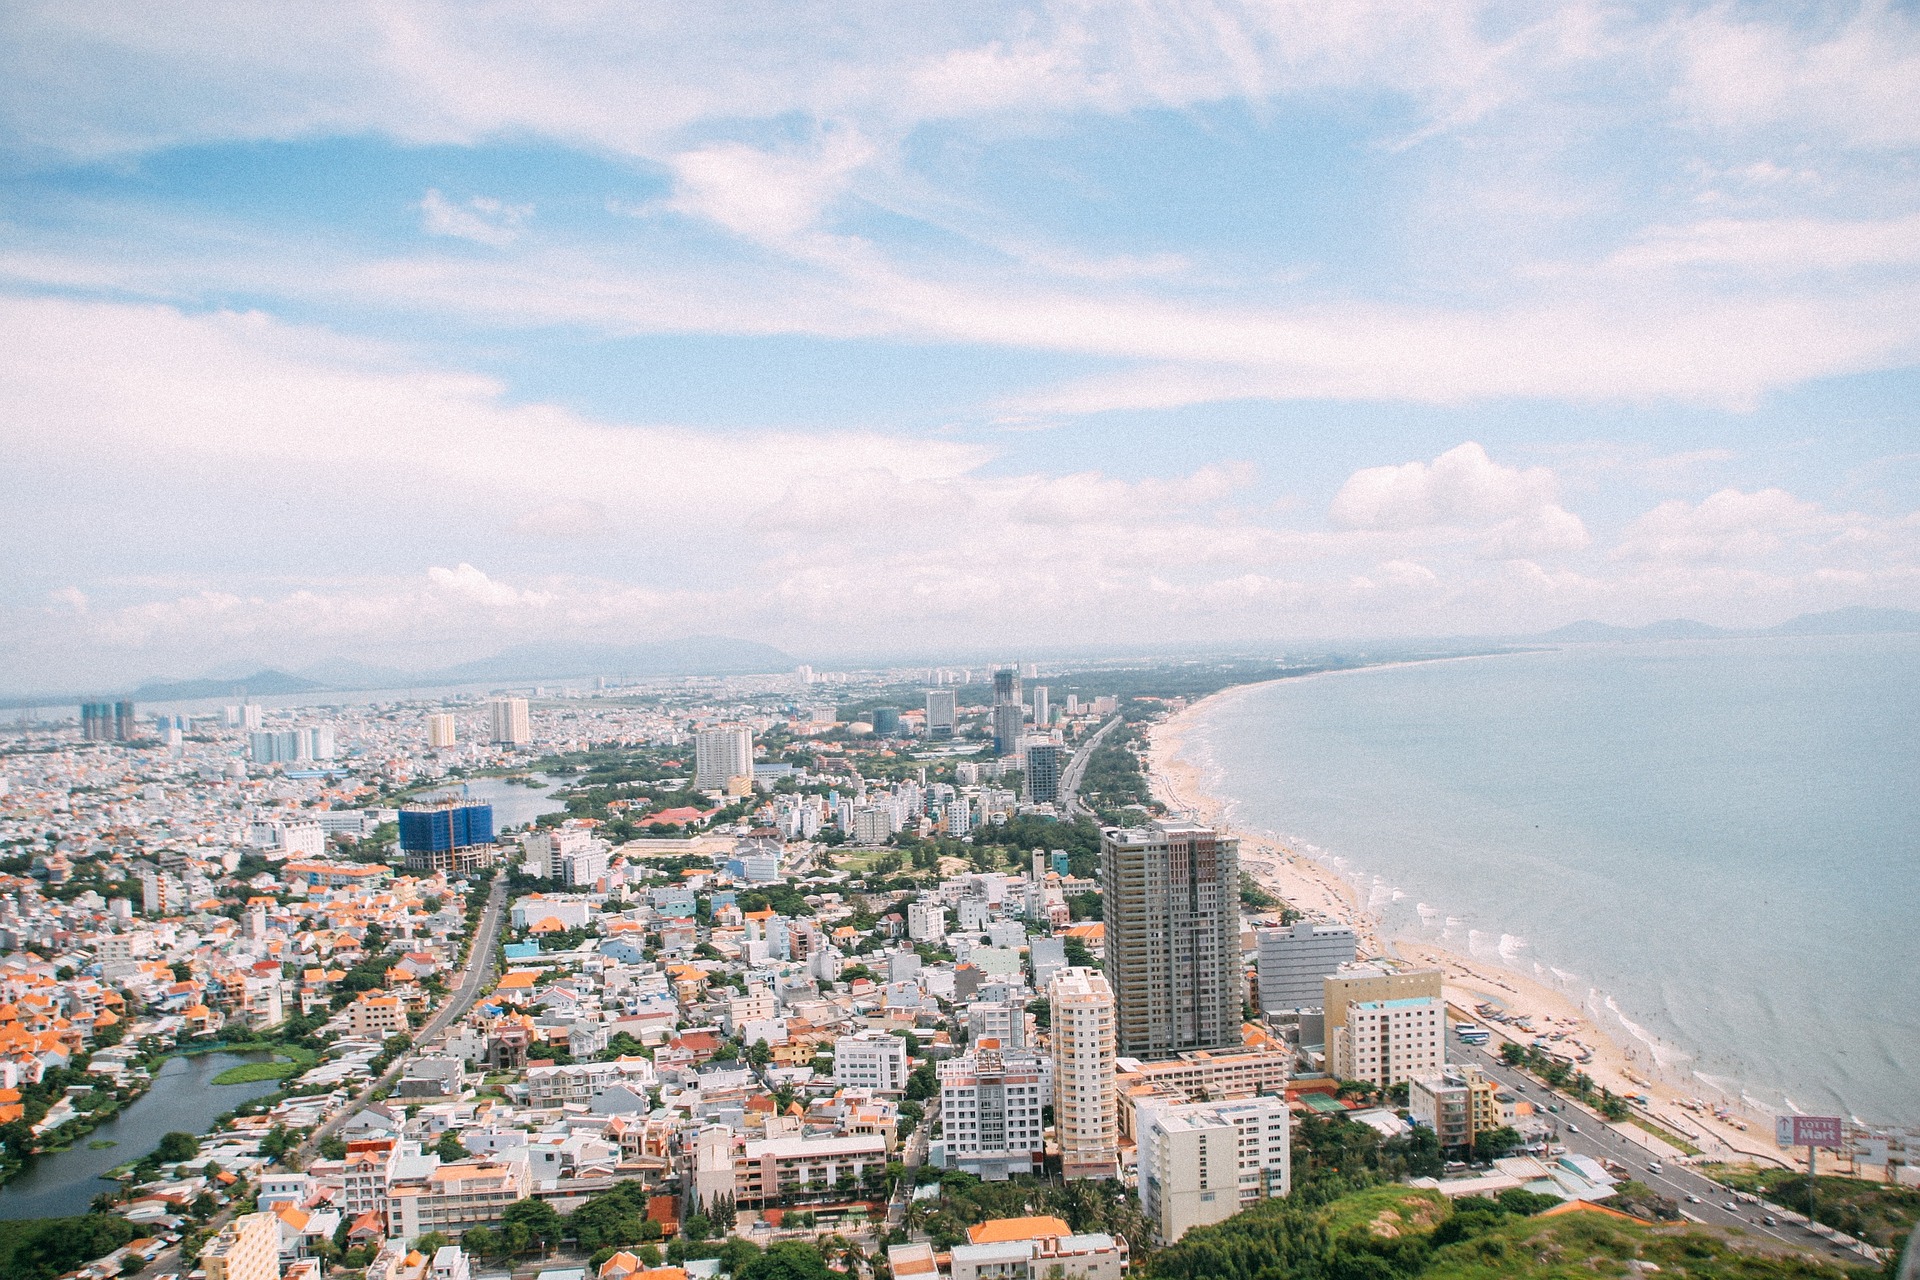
[1624,1113,1703,1156]
[211,1046,318,1086]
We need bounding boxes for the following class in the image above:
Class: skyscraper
[694,725,754,788]
[925,689,956,738]
[1032,685,1049,728]
[80,701,113,741]
[114,701,137,741]
[427,712,458,748]
[992,669,1024,756]
[1102,818,1242,1059]
[1050,967,1118,1180]
[487,696,531,745]
[1023,740,1061,804]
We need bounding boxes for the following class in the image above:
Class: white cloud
[1329,442,1589,559]
[1608,213,1920,274]
[1673,3,1920,148]
[1331,442,1559,530]
[663,131,876,246]
[0,1,1594,161]
[510,500,612,540]
[420,189,531,247]
[1613,487,1835,562]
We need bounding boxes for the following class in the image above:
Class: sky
[3,1,1919,692]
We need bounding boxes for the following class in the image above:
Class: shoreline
[1147,671,1816,1171]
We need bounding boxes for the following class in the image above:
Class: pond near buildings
[0,1051,280,1221]
[453,773,572,832]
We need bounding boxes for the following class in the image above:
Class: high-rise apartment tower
[694,725,754,788]
[487,697,531,745]
[1050,966,1119,1180]
[925,689,957,738]
[1102,818,1242,1059]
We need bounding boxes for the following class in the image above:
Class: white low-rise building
[833,1029,910,1094]
[1136,1096,1291,1243]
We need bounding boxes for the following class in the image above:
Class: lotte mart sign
[1776,1115,1843,1149]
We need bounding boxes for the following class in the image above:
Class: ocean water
[1185,633,1920,1127]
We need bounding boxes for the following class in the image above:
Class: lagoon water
[1185,633,1920,1126]
[0,1052,279,1220]
[454,773,571,832]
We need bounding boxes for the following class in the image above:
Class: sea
[1181,632,1920,1128]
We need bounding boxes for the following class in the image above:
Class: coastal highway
[1062,715,1121,816]
[1448,1029,1875,1265]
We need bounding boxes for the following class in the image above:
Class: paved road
[885,1104,932,1231]
[137,877,508,1276]
[1449,1030,1875,1265]
[292,872,511,1158]
[1062,716,1122,816]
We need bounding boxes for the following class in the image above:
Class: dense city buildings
[0,665,1758,1280]
[1102,818,1241,1059]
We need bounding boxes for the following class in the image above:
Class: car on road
[1763,1216,1778,1226]
[1567,1123,1579,1133]
[1686,1194,1701,1204]
[1648,1161,1662,1174]
[1726,1202,1740,1212]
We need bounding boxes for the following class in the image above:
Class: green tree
[156,1131,200,1163]
[461,1226,501,1258]
[502,1197,563,1253]
[737,1241,834,1280]
[746,1038,773,1068]
[434,1131,469,1162]
[1471,1125,1523,1162]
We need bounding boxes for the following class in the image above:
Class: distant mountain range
[429,637,796,682]
[129,669,328,701]
[16,635,797,706]
[1526,606,1920,644]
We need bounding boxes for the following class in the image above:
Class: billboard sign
[1776,1115,1843,1149]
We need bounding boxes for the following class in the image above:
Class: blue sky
[2,1,1919,690]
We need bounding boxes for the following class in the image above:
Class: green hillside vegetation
[1148,1183,1877,1280]
[1701,1164,1920,1251]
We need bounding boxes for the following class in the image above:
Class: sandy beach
[1148,681,1808,1170]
